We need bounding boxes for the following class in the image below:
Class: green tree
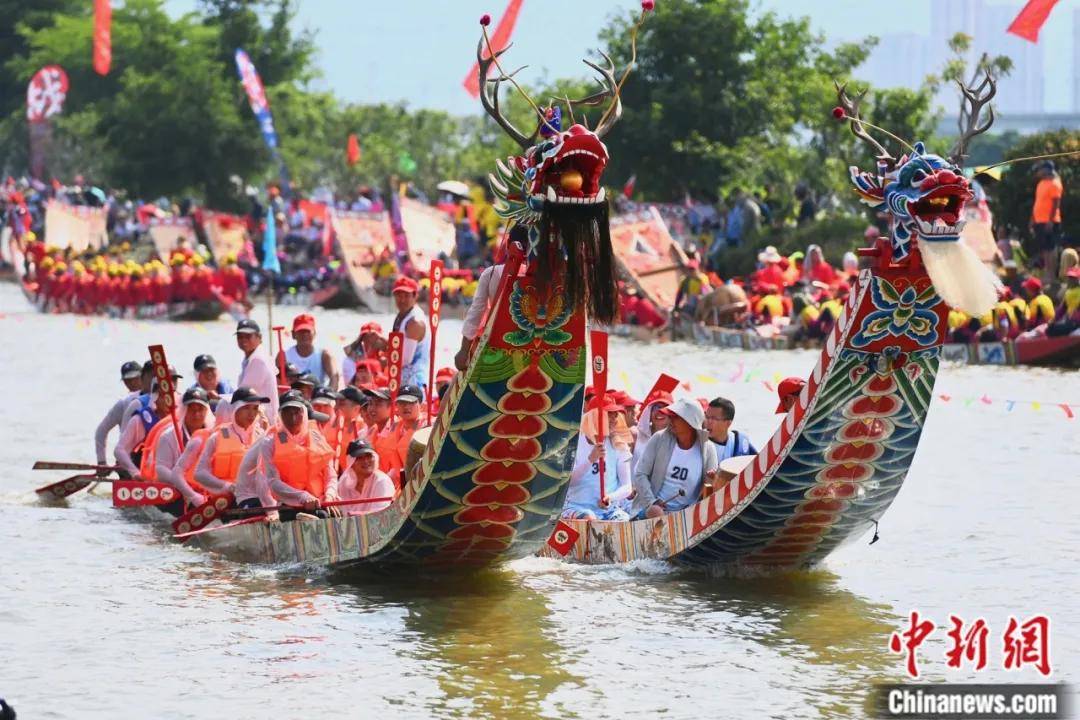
[0,0,84,119]
[990,129,1078,244]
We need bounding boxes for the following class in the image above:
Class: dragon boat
[540,77,1009,570]
[611,317,1080,368]
[114,14,646,570]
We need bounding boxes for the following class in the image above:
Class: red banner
[427,260,444,419]
[346,133,360,166]
[112,481,180,507]
[148,344,183,452]
[387,331,405,402]
[93,0,112,75]
[1006,0,1060,42]
[463,0,525,99]
[590,329,609,503]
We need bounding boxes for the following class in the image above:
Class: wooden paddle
[33,461,120,472]
[35,474,98,498]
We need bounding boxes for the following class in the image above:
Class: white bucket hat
[664,398,705,428]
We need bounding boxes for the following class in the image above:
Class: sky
[165,0,1077,114]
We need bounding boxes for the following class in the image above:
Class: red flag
[1006,0,1060,42]
[622,174,636,199]
[93,0,112,76]
[346,133,360,166]
[463,0,525,99]
[546,520,581,556]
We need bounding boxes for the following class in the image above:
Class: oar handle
[33,461,120,472]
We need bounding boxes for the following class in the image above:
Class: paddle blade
[174,514,263,540]
[34,461,117,472]
[642,373,680,408]
[172,492,235,535]
[35,474,96,498]
[112,480,181,507]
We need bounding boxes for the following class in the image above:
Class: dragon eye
[911,169,927,183]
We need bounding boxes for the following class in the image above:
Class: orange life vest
[336,418,366,473]
[139,419,172,481]
[373,421,417,489]
[183,428,214,494]
[209,426,250,482]
[318,418,343,464]
[271,429,335,499]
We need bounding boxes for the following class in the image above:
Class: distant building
[857,33,931,89]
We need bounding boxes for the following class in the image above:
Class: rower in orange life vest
[151,388,216,511]
[113,370,182,477]
[183,387,270,499]
[232,390,339,521]
[331,387,369,471]
[361,386,393,438]
[310,386,343,467]
[372,384,426,489]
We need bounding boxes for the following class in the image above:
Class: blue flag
[262,206,280,273]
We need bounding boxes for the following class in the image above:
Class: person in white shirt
[94,360,144,466]
[455,263,505,370]
[221,319,279,425]
[631,398,719,518]
[336,440,395,515]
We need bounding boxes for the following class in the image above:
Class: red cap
[587,393,622,413]
[292,313,315,333]
[610,390,640,407]
[1022,276,1042,293]
[393,276,419,294]
[643,390,674,408]
[436,366,456,381]
[355,357,382,372]
[775,377,806,413]
[360,321,383,336]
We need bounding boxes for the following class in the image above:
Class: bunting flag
[346,133,360,166]
[93,0,112,75]
[463,0,525,98]
[1006,0,1060,42]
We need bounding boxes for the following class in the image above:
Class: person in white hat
[631,397,719,518]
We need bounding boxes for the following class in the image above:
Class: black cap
[291,372,319,388]
[193,354,217,371]
[230,386,270,405]
[121,360,142,379]
[142,360,155,375]
[182,387,211,408]
[312,386,342,404]
[340,386,367,405]
[361,385,391,401]
[235,319,261,335]
[396,384,423,403]
[347,439,379,458]
[279,389,309,411]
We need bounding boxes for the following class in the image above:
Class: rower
[632,390,674,470]
[152,388,216,511]
[631,398,720,519]
[775,377,806,414]
[361,386,393,437]
[191,387,270,496]
[336,440,395,515]
[284,313,339,389]
[704,397,757,462]
[334,387,369,471]
[390,276,429,392]
[455,248,508,370]
[311,386,343,464]
[226,319,279,425]
[190,354,234,412]
[232,390,338,521]
[341,322,384,386]
[290,372,319,400]
[350,358,383,389]
[93,360,143,469]
[113,376,180,477]
[120,361,181,429]
[561,394,634,521]
[372,384,425,489]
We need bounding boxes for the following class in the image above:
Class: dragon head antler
[834,81,895,165]
[950,69,996,166]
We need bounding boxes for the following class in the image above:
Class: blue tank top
[137,394,159,435]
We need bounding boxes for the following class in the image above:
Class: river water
[0,283,1076,719]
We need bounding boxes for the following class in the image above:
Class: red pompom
[480,13,491,26]
[642,0,655,10]
[831,106,846,120]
